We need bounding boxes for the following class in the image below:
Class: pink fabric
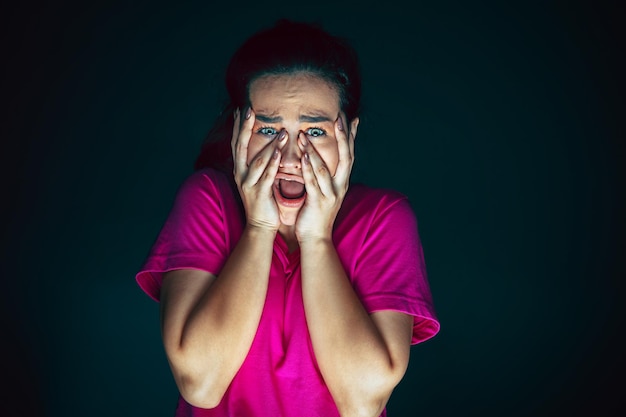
[136,168,440,416]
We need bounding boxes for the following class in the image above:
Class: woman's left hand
[295,115,356,244]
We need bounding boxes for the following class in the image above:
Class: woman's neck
[278,224,299,253]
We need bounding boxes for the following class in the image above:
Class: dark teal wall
[2,1,624,416]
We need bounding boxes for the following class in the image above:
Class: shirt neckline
[274,232,301,262]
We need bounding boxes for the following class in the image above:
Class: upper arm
[160,269,217,350]
[349,193,440,345]
[370,311,414,379]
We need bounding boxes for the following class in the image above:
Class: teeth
[276,174,303,184]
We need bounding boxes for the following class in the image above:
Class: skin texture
[160,72,414,416]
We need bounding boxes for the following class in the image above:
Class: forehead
[249,73,340,118]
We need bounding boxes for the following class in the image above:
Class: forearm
[161,225,276,407]
[300,239,406,416]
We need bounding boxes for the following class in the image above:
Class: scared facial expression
[247,73,343,226]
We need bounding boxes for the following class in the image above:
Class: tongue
[279,179,305,199]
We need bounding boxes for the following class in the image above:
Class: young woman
[136,19,439,417]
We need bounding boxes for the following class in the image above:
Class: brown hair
[194,19,362,173]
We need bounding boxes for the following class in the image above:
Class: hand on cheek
[295,117,353,243]
[231,108,287,232]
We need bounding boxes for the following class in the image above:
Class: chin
[274,187,306,227]
[278,209,299,227]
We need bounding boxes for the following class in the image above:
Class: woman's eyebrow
[255,113,333,123]
[256,114,282,123]
[299,115,332,123]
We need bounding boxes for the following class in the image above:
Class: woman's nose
[279,131,302,169]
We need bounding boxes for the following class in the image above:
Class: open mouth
[278,179,306,199]
[273,174,306,207]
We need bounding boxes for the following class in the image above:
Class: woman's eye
[258,127,278,136]
[307,128,326,137]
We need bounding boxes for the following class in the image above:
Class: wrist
[297,235,334,252]
[243,223,279,240]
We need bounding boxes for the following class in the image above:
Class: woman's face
[246,72,355,226]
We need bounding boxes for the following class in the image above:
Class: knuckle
[240,178,252,191]
[254,157,266,168]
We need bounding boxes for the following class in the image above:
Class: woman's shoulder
[183,167,232,184]
[343,182,410,211]
[168,168,240,212]
[178,168,236,195]
[338,182,415,227]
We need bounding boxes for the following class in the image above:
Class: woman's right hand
[232,107,287,232]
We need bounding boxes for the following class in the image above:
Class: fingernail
[299,133,308,146]
[337,116,344,131]
[273,149,280,159]
[303,152,310,164]
[245,107,252,119]
[278,130,287,141]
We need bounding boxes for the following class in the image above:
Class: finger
[299,133,327,199]
[244,129,287,187]
[258,129,288,189]
[332,114,354,190]
[348,117,357,160]
[258,140,282,191]
[300,150,318,201]
[234,107,255,180]
[231,107,241,159]
[302,133,334,197]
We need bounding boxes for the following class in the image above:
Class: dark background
[2,1,624,416]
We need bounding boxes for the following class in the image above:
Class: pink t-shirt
[136,168,440,416]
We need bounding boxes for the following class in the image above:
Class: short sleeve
[135,169,242,302]
[337,188,440,345]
